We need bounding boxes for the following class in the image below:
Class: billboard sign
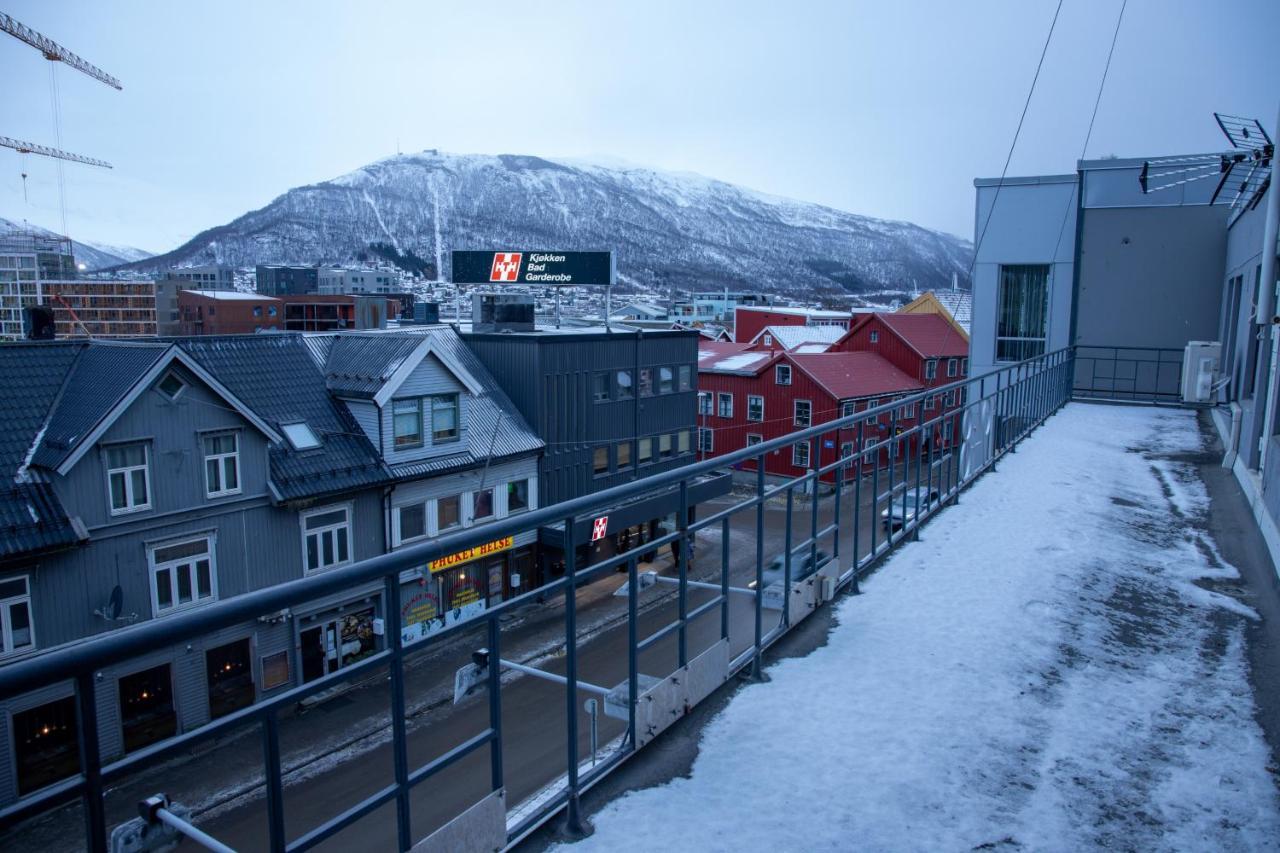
[451,251,613,286]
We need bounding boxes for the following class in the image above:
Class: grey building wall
[462,330,700,507]
[378,355,470,466]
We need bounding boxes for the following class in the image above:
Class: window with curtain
[995,264,1050,362]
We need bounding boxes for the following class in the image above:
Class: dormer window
[431,394,459,442]
[282,422,321,451]
[392,398,424,449]
[156,372,186,401]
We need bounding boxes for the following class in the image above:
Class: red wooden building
[697,311,970,481]
[732,305,851,344]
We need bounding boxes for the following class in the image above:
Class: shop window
[592,371,611,402]
[617,441,633,470]
[149,537,216,616]
[473,488,494,521]
[678,365,692,391]
[206,638,254,720]
[616,369,633,399]
[13,696,80,796]
[392,398,424,448]
[300,607,377,684]
[658,366,674,394]
[639,368,653,397]
[105,442,150,515]
[431,394,459,442]
[436,495,461,531]
[203,431,241,497]
[0,575,35,657]
[119,664,177,753]
[638,437,654,464]
[507,479,530,513]
[261,650,290,691]
[593,446,610,475]
[301,505,352,574]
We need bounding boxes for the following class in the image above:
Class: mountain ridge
[116,151,972,300]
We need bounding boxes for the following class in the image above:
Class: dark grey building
[256,264,318,296]
[462,314,730,582]
[0,326,542,807]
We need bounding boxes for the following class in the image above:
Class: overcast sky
[1,0,1276,253]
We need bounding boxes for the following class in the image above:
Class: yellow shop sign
[427,536,514,574]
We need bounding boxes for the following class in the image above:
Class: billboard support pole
[555,289,562,329]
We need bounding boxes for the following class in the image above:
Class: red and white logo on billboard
[591,515,609,542]
[490,252,523,282]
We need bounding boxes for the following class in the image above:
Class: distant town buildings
[255,264,319,296]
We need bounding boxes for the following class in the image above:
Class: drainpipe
[1251,102,1280,470]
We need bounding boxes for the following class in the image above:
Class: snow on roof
[753,324,846,351]
[794,344,830,354]
[181,289,277,301]
[712,352,771,372]
[931,290,973,333]
[571,404,1276,850]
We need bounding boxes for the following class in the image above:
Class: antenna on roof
[1138,113,1272,225]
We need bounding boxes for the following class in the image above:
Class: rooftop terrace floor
[553,404,1280,851]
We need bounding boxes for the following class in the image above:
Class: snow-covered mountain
[0,217,154,271]
[118,151,971,300]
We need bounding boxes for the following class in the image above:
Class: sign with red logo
[591,516,609,542]
[451,251,613,286]
[489,252,523,282]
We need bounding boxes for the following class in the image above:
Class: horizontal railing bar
[636,618,684,652]
[286,783,399,853]
[685,594,725,625]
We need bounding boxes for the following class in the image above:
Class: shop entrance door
[300,607,378,684]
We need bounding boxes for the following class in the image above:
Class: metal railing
[0,347,1077,852]
[1072,345,1185,405]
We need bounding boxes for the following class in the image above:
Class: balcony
[1,347,1276,851]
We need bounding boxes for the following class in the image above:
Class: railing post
[751,458,765,680]
[888,408,899,547]
[851,420,863,594]
[383,575,412,852]
[486,613,504,791]
[76,672,107,853]
[720,517,730,641]
[677,480,689,668]
[262,711,286,853]
[782,487,794,629]
[562,514,588,837]
[627,555,639,746]
[808,436,819,578]
[911,409,923,542]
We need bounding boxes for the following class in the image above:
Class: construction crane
[0,135,111,168]
[0,12,121,89]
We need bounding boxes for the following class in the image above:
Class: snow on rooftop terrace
[565,404,1280,851]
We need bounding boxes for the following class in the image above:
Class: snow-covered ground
[566,404,1280,852]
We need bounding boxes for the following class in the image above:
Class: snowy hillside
[0,217,153,271]
[117,151,971,301]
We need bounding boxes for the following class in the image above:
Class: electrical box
[1180,341,1221,404]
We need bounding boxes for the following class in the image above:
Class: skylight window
[282,422,322,451]
[156,371,186,400]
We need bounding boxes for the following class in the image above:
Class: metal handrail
[0,345,1077,852]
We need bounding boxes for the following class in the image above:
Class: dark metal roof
[0,341,84,560]
[31,342,170,469]
[319,334,425,399]
[176,335,393,501]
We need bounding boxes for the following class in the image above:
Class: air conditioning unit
[1181,341,1221,404]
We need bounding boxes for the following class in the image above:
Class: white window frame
[697,392,712,416]
[300,504,353,574]
[961,358,968,376]
[869,330,879,343]
[698,427,714,453]
[946,358,958,378]
[746,433,763,448]
[148,536,218,617]
[391,501,429,546]
[792,441,810,468]
[794,399,812,428]
[865,399,880,425]
[841,400,856,419]
[925,359,937,379]
[432,494,463,535]
[0,575,35,658]
[747,394,764,422]
[840,441,854,459]
[202,431,241,498]
[924,394,936,411]
[717,392,733,418]
[898,401,915,419]
[775,364,791,385]
[105,442,152,516]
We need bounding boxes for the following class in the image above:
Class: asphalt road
[182,459,948,850]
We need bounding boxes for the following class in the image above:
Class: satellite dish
[108,585,123,620]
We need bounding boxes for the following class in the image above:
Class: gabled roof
[178,335,392,502]
[900,290,972,338]
[698,342,780,375]
[749,324,846,352]
[788,352,924,400]
[847,312,969,359]
[313,328,484,403]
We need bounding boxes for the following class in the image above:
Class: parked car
[748,549,830,590]
[881,487,941,531]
